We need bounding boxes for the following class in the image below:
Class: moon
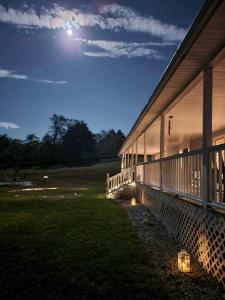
[67,29,73,36]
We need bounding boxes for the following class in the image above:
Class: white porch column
[131,144,134,168]
[135,140,138,165]
[127,149,130,168]
[144,131,147,162]
[160,114,165,189]
[202,67,213,209]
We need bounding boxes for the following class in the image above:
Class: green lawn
[0,162,168,299]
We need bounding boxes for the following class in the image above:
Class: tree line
[0,114,125,168]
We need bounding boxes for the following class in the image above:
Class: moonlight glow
[67,29,73,36]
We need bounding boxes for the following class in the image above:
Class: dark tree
[96,129,125,157]
[0,135,12,166]
[6,139,24,169]
[24,134,40,165]
[0,115,125,168]
[49,114,68,144]
[39,134,57,165]
[62,121,95,163]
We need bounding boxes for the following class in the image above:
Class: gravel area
[115,199,225,300]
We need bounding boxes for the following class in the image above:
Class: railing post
[160,114,165,190]
[202,67,213,210]
[106,173,110,195]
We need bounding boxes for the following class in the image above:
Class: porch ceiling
[132,54,225,155]
[119,0,225,155]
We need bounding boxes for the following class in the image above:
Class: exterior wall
[189,128,225,151]
[136,183,225,287]
[190,137,202,151]
[165,145,179,157]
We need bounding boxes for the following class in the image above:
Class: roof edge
[119,0,222,155]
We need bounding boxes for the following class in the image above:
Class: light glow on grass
[9,187,58,192]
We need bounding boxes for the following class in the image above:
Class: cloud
[77,38,167,59]
[0,4,186,41]
[0,122,19,129]
[0,67,67,84]
[34,79,67,84]
[0,68,27,80]
[100,4,186,41]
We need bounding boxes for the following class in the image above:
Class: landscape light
[178,249,191,272]
[131,198,136,206]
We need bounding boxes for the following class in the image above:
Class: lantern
[131,198,136,206]
[178,249,191,272]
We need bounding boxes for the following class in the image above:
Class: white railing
[107,144,225,208]
[107,167,135,194]
[162,150,202,199]
[144,161,160,187]
[136,164,144,183]
[209,144,225,203]
[136,161,160,187]
[136,150,202,199]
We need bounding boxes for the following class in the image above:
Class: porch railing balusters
[107,144,225,209]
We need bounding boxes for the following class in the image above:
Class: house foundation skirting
[136,183,225,287]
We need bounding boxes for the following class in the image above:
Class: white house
[107,0,225,287]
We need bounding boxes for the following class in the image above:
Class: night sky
[0,0,204,140]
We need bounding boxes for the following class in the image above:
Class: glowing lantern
[178,249,191,272]
[131,198,136,206]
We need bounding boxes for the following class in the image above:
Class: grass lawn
[0,162,168,299]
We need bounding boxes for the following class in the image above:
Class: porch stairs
[106,167,135,198]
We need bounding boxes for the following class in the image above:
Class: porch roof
[119,0,225,155]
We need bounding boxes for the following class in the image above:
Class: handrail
[106,167,135,195]
[138,148,203,166]
[137,143,225,167]
[107,144,225,209]
[209,143,225,152]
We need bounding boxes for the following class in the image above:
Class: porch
[107,0,225,287]
[108,43,225,211]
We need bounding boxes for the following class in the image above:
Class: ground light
[178,249,191,272]
[131,198,136,206]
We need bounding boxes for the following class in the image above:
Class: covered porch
[109,52,225,209]
[108,0,225,210]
